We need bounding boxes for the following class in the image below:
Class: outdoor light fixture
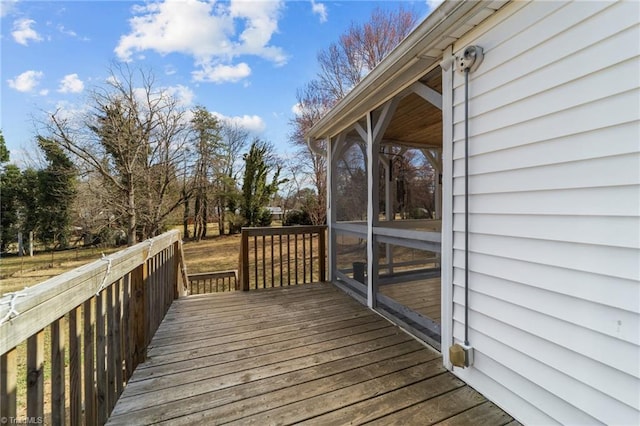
[439,45,484,73]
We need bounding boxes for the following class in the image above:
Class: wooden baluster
[319,228,327,282]
[106,285,116,413]
[270,235,274,287]
[303,232,307,284]
[262,235,266,288]
[68,306,82,426]
[84,298,96,425]
[294,233,299,285]
[310,232,314,283]
[253,235,258,290]
[26,329,44,420]
[279,234,283,287]
[113,280,123,399]
[287,234,291,285]
[122,275,132,381]
[1,348,17,420]
[51,317,66,424]
[157,253,162,327]
[132,262,148,366]
[154,252,159,298]
[173,242,179,298]
[96,290,108,424]
[147,257,154,337]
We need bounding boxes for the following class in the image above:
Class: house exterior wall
[446,1,640,424]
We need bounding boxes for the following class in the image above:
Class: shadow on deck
[107,283,515,425]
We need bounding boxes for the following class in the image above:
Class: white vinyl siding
[448,0,640,424]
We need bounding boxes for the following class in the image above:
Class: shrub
[284,209,312,226]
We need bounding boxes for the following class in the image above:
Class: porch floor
[107,283,515,425]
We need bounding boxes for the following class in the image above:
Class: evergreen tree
[240,140,286,227]
[37,136,77,248]
[0,132,21,252]
[19,168,40,239]
[0,130,9,164]
[0,165,21,252]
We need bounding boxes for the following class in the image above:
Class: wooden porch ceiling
[383,92,443,148]
[383,70,442,149]
[107,284,516,425]
[343,70,443,150]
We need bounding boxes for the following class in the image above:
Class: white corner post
[365,99,398,308]
[327,135,339,282]
[366,111,380,308]
[441,44,455,369]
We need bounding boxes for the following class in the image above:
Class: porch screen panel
[334,230,368,301]
[378,147,439,223]
[375,242,441,348]
[335,142,368,222]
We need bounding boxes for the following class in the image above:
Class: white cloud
[291,102,303,116]
[105,75,119,86]
[163,84,195,108]
[58,73,84,93]
[228,0,286,63]
[7,70,44,92]
[115,0,286,83]
[12,18,43,45]
[291,101,328,118]
[52,100,90,124]
[115,1,233,62]
[39,89,49,96]
[0,0,19,18]
[57,24,77,37]
[426,0,444,12]
[213,112,266,134]
[130,84,196,116]
[192,62,251,83]
[310,1,327,23]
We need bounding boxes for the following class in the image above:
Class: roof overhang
[305,0,508,142]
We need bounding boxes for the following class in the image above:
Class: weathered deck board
[379,277,441,322]
[107,283,513,425]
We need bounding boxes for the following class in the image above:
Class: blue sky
[1,0,436,164]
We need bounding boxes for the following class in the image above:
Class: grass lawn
[0,225,244,295]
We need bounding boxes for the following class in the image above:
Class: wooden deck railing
[187,270,237,293]
[0,230,188,425]
[239,226,327,291]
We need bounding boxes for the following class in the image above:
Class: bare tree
[188,106,221,240]
[290,6,418,224]
[46,64,190,245]
[214,121,249,235]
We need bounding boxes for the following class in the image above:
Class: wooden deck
[379,277,441,323]
[107,283,515,425]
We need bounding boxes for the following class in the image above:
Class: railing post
[240,229,250,291]
[176,240,189,297]
[319,227,327,282]
[173,241,181,298]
